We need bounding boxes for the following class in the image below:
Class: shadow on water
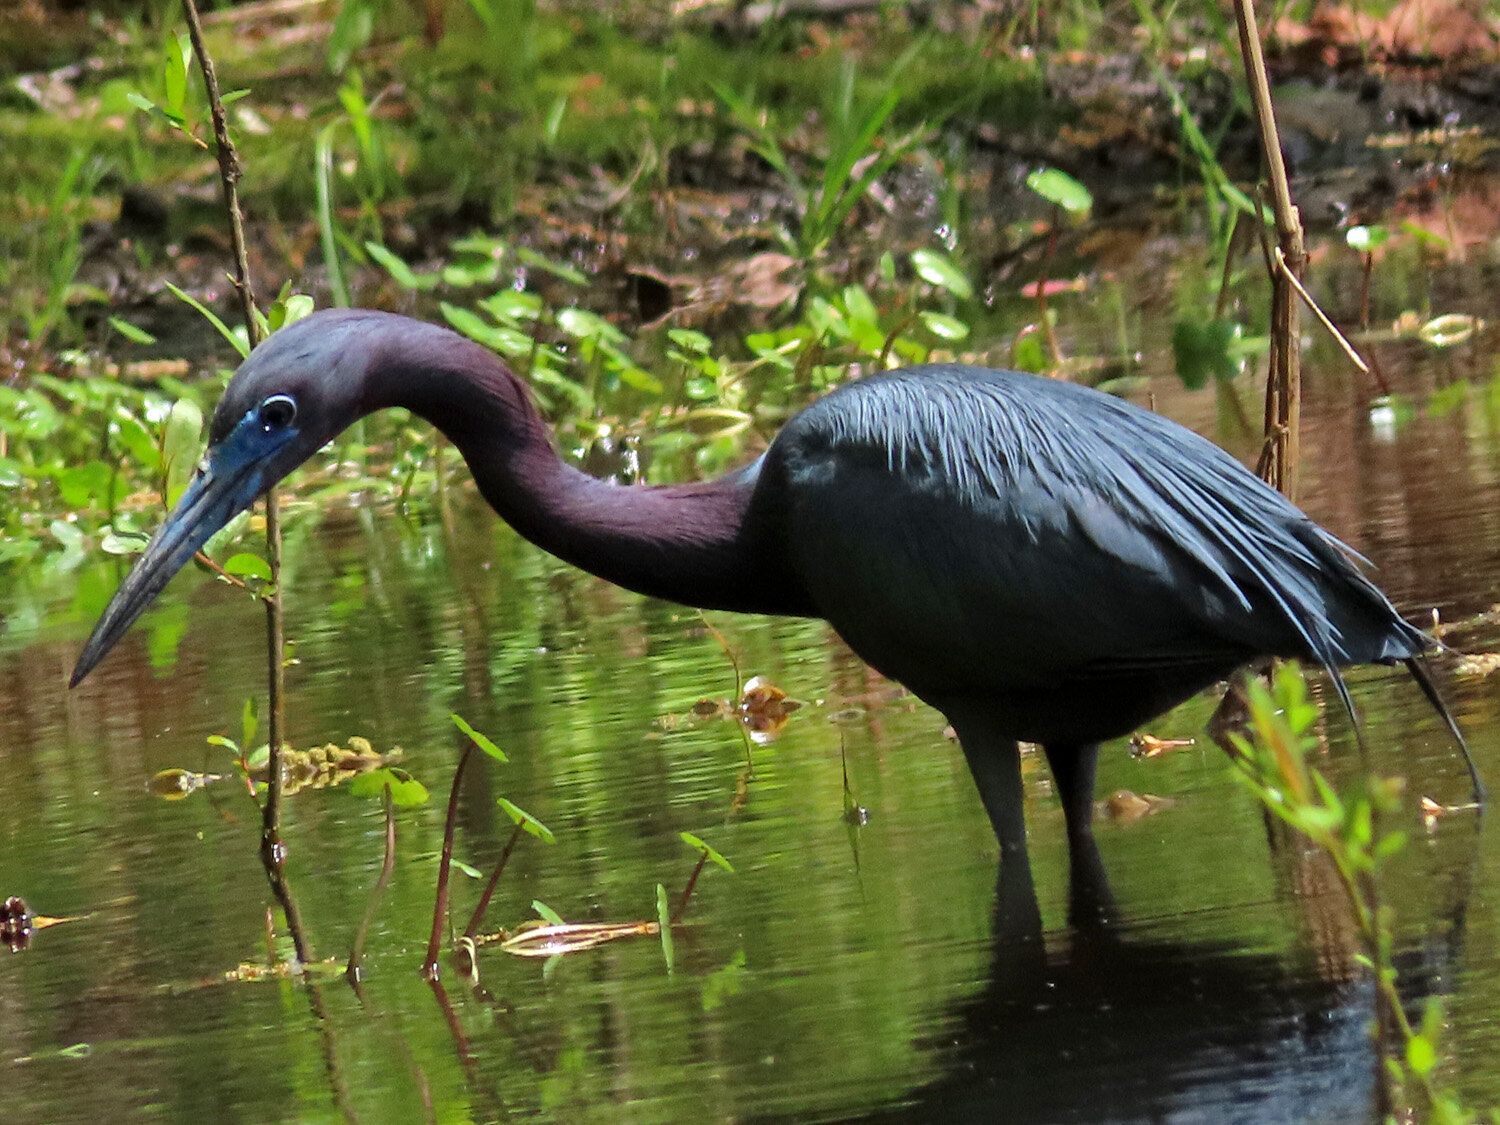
[845,814,1483,1125]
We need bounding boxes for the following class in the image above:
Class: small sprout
[450,713,508,762]
[532,900,565,926]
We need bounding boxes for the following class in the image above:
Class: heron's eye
[259,395,297,431]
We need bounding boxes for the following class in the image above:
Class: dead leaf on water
[1453,652,1500,677]
[1097,790,1176,822]
[739,674,801,743]
[1421,795,1480,831]
[489,919,660,958]
[148,768,225,799]
[1129,733,1196,759]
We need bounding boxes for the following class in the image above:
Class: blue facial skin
[69,407,301,686]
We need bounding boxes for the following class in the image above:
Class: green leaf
[910,249,973,299]
[349,767,429,806]
[451,712,508,762]
[1026,167,1092,214]
[163,31,191,117]
[57,462,111,509]
[164,282,247,357]
[497,797,555,843]
[108,316,157,344]
[100,528,148,555]
[532,900,565,925]
[365,242,437,291]
[1171,318,1243,390]
[223,552,272,581]
[161,398,204,506]
[919,311,969,341]
[1406,1032,1437,1077]
[680,831,734,872]
[515,247,587,285]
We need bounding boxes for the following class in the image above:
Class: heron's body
[72,309,1471,866]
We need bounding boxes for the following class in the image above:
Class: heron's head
[70,309,387,686]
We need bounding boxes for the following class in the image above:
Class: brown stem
[463,824,524,942]
[1359,252,1374,332]
[1233,0,1304,498]
[423,742,476,979]
[180,0,259,337]
[181,0,304,964]
[1036,204,1061,367]
[672,853,708,925]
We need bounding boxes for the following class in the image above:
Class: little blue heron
[71,309,1480,861]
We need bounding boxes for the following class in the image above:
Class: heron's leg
[941,703,1029,861]
[1042,742,1116,928]
[1042,742,1099,846]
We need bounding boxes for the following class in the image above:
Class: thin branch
[181,0,303,962]
[1274,248,1370,374]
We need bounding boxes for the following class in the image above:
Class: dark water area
[5,261,1500,1122]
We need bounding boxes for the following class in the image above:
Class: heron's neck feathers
[369,336,801,614]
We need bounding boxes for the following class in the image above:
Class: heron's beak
[69,411,297,687]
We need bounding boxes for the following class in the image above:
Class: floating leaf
[147,768,221,799]
[450,713,508,762]
[348,767,429,806]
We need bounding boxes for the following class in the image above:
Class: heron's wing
[772,367,1425,700]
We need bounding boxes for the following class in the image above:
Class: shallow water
[5,285,1500,1122]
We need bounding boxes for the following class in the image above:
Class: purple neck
[365,332,804,615]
